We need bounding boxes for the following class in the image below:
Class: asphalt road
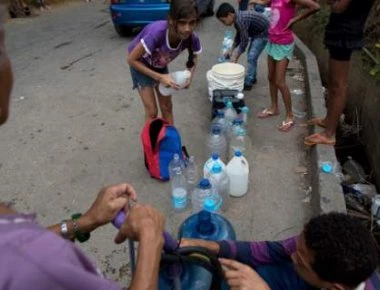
[2,0,312,285]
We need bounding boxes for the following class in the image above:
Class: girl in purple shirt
[127,0,202,124]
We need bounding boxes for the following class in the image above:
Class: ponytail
[186,35,195,69]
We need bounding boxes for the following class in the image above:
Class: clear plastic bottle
[184,156,198,194]
[223,101,237,128]
[208,163,230,211]
[158,70,191,96]
[203,153,226,178]
[205,125,227,163]
[191,178,213,213]
[229,127,252,160]
[226,150,249,197]
[239,106,249,125]
[211,111,229,136]
[168,153,185,179]
[171,169,188,212]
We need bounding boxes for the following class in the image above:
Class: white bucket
[206,63,245,100]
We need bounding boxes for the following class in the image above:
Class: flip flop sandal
[304,133,336,146]
[257,108,279,119]
[278,120,294,132]
[307,118,327,128]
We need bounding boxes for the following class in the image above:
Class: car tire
[205,0,214,17]
[114,25,132,37]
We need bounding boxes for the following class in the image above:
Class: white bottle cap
[236,93,244,100]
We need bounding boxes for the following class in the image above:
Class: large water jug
[226,150,249,197]
[211,111,229,136]
[205,125,227,163]
[159,70,191,96]
[159,211,236,289]
[191,178,213,213]
[208,163,230,211]
[229,127,252,160]
[179,210,236,241]
[203,153,226,178]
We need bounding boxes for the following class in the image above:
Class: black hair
[168,0,199,69]
[304,212,379,287]
[216,2,235,19]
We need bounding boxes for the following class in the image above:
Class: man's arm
[233,18,250,62]
[327,0,351,14]
[286,0,320,30]
[181,236,298,268]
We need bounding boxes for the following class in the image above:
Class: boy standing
[216,2,269,91]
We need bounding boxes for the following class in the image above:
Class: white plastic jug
[159,70,191,97]
[226,150,249,197]
[203,153,227,178]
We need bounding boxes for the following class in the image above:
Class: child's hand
[183,75,192,89]
[283,18,296,31]
[159,74,181,90]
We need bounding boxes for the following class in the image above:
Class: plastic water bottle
[191,178,213,213]
[208,163,230,211]
[211,111,229,136]
[239,106,249,125]
[203,153,226,178]
[171,169,188,212]
[228,118,244,141]
[223,101,237,128]
[205,125,227,163]
[218,30,234,63]
[229,127,252,160]
[168,153,185,179]
[184,156,198,194]
[158,70,191,97]
[226,150,249,197]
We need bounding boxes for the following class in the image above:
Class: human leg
[155,86,173,124]
[244,37,268,89]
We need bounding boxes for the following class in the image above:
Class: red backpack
[141,118,183,181]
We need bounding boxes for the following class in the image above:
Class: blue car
[110,0,215,37]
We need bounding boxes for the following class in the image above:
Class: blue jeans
[245,37,268,86]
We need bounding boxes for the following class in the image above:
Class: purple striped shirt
[217,235,380,289]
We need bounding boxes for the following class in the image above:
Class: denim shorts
[130,65,168,89]
[265,41,295,61]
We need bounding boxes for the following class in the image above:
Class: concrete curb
[295,37,347,214]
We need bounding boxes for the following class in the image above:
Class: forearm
[129,233,164,290]
[329,0,351,13]
[291,5,320,25]
[249,0,270,5]
[47,213,98,240]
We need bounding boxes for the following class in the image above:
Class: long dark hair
[168,0,199,69]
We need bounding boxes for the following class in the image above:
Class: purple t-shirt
[0,213,122,290]
[128,20,202,69]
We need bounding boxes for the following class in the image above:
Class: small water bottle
[159,70,191,97]
[168,153,185,179]
[171,169,188,212]
[203,153,226,178]
[185,155,198,194]
[192,178,213,213]
[205,125,227,163]
[239,106,249,125]
[208,163,230,211]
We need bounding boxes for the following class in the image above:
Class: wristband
[71,213,90,243]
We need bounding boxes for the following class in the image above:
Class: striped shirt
[233,10,269,55]
[217,235,380,290]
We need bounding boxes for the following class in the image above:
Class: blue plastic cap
[212,153,219,160]
[226,101,233,108]
[232,119,240,125]
[211,164,222,173]
[204,199,216,211]
[235,150,242,157]
[241,106,249,113]
[212,126,221,135]
[199,178,211,189]
[217,111,225,117]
